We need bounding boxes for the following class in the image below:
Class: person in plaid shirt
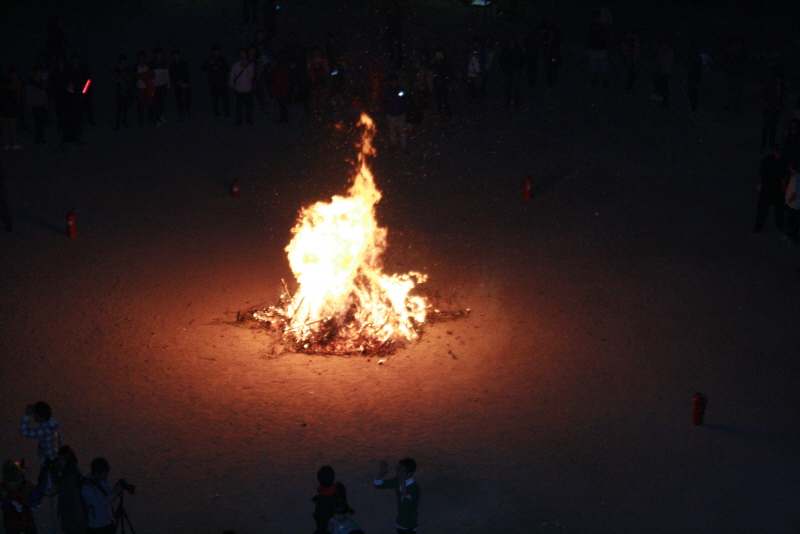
[20,402,62,494]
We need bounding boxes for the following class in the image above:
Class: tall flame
[277,113,427,352]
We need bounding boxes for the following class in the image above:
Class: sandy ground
[1,1,799,533]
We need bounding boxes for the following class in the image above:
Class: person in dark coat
[311,465,347,534]
[56,446,87,534]
[201,45,229,117]
[169,50,191,116]
[0,163,12,232]
[499,37,526,107]
[759,72,785,152]
[754,146,789,232]
[269,59,291,123]
[58,81,84,149]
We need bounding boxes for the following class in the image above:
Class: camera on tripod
[115,478,136,495]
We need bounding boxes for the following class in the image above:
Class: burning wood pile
[241,114,466,356]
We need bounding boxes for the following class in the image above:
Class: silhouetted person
[0,163,12,232]
[312,465,346,534]
[499,37,525,107]
[19,402,62,494]
[113,54,133,129]
[202,45,230,117]
[56,446,87,534]
[754,146,789,233]
[759,72,784,152]
[169,49,191,116]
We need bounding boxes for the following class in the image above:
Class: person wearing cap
[754,145,789,233]
[374,458,420,534]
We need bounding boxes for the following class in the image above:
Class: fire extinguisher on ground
[692,392,707,425]
[66,213,77,238]
[522,176,532,202]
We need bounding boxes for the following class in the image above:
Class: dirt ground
[1,1,799,533]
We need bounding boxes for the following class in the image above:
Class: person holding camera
[81,457,124,534]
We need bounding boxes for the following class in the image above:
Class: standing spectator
[19,402,62,493]
[202,45,230,117]
[686,43,703,116]
[113,54,133,130]
[169,50,191,117]
[586,8,609,88]
[56,446,87,534]
[541,21,561,88]
[151,48,170,124]
[134,51,154,125]
[499,37,526,108]
[8,68,28,134]
[374,458,420,534]
[413,51,432,114]
[27,68,48,144]
[782,118,800,171]
[523,26,540,89]
[754,145,789,233]
[2,69,21,150]
[723,37,747,110]
[368,58,386,113]
[49,58,69,137]
[654,39,673,108]
[229,48,255,125]
[45,16,66,65]
[466,36,485,107]
[270,59,291,123]
[759,72,785,152]
[1,460,40,534]
[67,53,93,125]
[620,29,641,93]
[311,465,347,534]
[278,33,308,115]
[81,458,123,534]
[59,81,85,149]
[785,165,800,243]
[307,47,329,119]
[248,44,267,114]
[383,75,409,152]
[0,163,12,232]
[431,46,453,117]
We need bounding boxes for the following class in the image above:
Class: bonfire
[247,114,432,355]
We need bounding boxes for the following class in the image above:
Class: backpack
[1,481,32,534]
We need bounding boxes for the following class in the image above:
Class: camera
[116,478,136,495]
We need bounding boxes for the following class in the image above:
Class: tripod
[114,492,136,534]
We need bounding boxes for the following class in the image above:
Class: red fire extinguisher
[231,181,240,198]
[692,392,707,425]
[523,176,532,202]
[66,213,77,238]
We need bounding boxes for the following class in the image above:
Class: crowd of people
[2,2,798,160]
[3,402,419,534]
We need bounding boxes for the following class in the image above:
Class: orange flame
[278,113,427,352]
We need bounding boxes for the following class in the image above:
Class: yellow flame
[282,114,427,349]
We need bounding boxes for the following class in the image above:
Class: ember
[249,114,431,355]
